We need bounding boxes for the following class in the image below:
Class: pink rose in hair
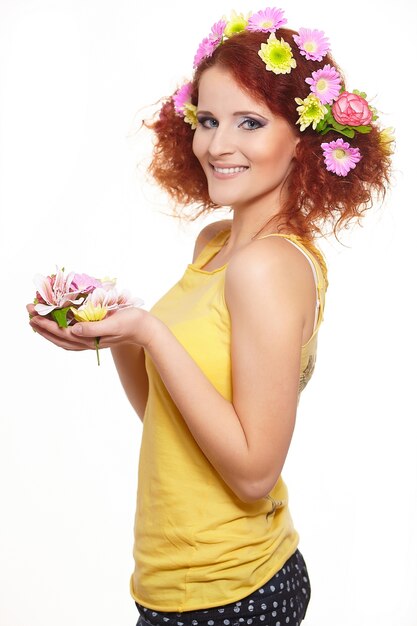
[332,91,372,126]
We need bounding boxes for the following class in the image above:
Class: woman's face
[192,66,299,212]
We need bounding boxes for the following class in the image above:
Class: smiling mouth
[211,165,249,175]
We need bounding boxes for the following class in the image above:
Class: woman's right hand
[27,303,91,352]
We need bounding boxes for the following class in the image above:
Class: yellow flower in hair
[224,10,249,37]
[295,94,327,131]
[379,127,395,155]
[258,33,296,75]
[183,102,198,130]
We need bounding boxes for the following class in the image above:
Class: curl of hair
[145,29,391,238]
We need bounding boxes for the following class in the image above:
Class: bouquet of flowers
[32,267,143,365]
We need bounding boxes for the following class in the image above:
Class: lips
[213,166,248,174]
[210,163,249,178]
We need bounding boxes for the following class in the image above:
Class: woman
[27,7,392,626]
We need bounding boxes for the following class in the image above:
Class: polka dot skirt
[135,549,311,626]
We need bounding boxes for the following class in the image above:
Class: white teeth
[213,166,247,174]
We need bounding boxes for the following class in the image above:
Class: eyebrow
[197,110,269,120]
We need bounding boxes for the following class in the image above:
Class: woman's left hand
[28,304,157,353]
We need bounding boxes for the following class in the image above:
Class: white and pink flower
[84,287,142,311]
[208,19,226,44]
[34,268,85,316]
[321,138,362,176]
[247,7,287,32]
[305,64,341,105]
[293,28,330,62]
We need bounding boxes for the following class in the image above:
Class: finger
[71,320,116,339]
[30,316,88,348]
[30,324,88,351]
[27,304,39,320]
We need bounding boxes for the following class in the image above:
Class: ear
[291,135,301,158]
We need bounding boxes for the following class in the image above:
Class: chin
[206,187,244,208]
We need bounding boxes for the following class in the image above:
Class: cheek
[192,130,205,162]
[254,145,295,173]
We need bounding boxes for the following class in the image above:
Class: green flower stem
[95,337,101,366]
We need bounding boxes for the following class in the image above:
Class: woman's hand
[27,303,157,353]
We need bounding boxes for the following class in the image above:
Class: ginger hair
[145,29,391,239]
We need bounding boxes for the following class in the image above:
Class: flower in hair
[192,19,228,67]
[183,102,198,129]
[210,19,227,43]
[293,28,330,62]
[321,138,362,176]
[173,82,193,115]
[305,64,341,105]
[332,91,373,127]
[295,94,327,131]
[379,127,395,156]
[247,7,287,32]
[193,37,219,68]
[224,10,249,37]
[258,33,296,74]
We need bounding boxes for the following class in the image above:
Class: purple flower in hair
[173,82,193,115]
[247,7,287,33]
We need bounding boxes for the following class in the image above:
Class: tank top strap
[192,228,231,270]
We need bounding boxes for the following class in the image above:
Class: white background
[0,1,416,625]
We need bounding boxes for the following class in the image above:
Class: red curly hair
[145,28,391,239]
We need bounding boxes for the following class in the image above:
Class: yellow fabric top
[130,228,327,612]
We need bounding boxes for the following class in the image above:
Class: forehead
[197,66,271,115]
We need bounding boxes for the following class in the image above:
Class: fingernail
[72,325,83,335]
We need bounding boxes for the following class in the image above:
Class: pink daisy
[209,19,226,43]
[293,28,330,62]
[193,36,219,68]
[305,64,341,104]
[321,138,362,176]
[247,7,287,32]
[173,82,193,115]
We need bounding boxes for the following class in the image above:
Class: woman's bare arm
[110,345,148,422]
[130,237,316,502]
[28,234,315,502]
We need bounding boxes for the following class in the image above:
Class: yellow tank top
[130,228,327,612]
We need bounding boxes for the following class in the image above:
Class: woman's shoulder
[228,233,314,278]
[226,235,318,309]
[192,219,232,263]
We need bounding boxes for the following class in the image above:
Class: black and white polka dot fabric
[135,550,310,626]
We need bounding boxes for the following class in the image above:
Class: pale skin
[27,66,317,504]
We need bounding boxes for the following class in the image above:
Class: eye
[239,118,264,130]
[197,116,218,129]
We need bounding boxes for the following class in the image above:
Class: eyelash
[197,117,264,131]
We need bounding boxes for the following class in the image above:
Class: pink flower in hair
[173,82,193,115]
[192,19,226,69]
[293,28,330,61]
[332,91,373,126]
[305,64,341,104]
[209,19,226,43]
[193,36,218,68]
[321,138,362,176]
[247,7,287,32]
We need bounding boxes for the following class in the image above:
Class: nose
[208,124,236,158]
